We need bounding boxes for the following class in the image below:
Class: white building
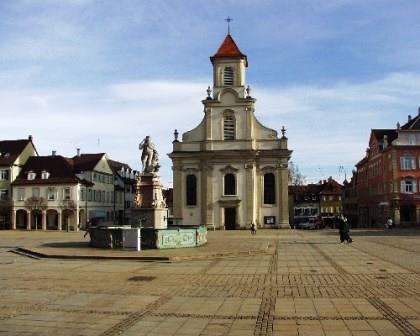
[169,34,291,229]
[11,152,129,231]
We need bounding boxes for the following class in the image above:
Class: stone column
[76,207,80,232]
[27,211,31,230]
[393,207,400,226]
[172,163,183,221]
[11,209,16,230]
[41,210,46,231]
[245,161,255,228]
[278,162,289,228]
[58,211,62,231]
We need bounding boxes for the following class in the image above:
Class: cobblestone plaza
[1,229,420,335]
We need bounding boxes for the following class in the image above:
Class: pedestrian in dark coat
[338,215,352,243]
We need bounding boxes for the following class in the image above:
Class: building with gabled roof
[11,150,127,231]
[355,109,420,227]
[0,136,38,229]
[108,159,138,225]
[169,33,291,229]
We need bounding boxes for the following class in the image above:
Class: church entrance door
[224,208,236,230]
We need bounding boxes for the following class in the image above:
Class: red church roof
[211,34,248,65]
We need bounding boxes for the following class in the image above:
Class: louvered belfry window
[224,67,234,86]
[224,115,235,140]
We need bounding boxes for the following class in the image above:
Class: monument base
[141,226,207,249]
[131,208,168,230]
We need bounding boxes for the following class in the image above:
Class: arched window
[223,114,235,140]
[186,175,197,206]
[264,173,276,204]
[223,67,234,86]
[224,173,236,195]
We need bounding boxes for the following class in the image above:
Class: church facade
[169,34,291,229]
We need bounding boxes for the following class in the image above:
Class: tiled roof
[12,156,79,185]
[0,139,32,166]
[108,159,131,174]
[319,178,343,194]
[401,115,420,130]
[372,129,398,144]
[289,184,322,195]
[211,34,247,65]
[72,153,105,172]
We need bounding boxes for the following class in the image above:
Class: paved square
[1,229,420,335]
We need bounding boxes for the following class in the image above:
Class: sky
[1,0,420,186]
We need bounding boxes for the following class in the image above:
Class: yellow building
[169,34,291,229]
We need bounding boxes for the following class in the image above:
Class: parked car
[296,218,318,230]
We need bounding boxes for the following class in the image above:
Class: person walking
[386,217,393,230]
[338,215,352,243]
[250,221,257,235]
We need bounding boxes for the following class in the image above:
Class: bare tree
[288,161,306,186]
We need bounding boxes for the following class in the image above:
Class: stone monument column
[133,136,168,230]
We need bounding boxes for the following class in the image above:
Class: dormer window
[223,67,234,86]
[27,171,36,180]
[41,170,50,179]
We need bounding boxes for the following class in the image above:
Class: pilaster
[201,162,214,229]
[278,163,289,228]
[172,163,183,220]
[245,161,255,227]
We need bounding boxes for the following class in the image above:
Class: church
[169,33,291,229]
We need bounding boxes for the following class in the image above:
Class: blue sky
[1,0,420,185]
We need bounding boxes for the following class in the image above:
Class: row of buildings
[0,136,138,231]
[289,111,420,228]
[343,112,420,227]
[289,178,343,227]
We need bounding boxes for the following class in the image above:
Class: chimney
[397,122,401,129]
[28,135,33,141]
[418,106,420,116]
[76,148,81,157]
[52,150,56,156]
[408,115,412,122]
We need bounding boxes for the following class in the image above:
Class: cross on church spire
[225,16,233,34]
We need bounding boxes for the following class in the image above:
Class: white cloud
[1,72,420,186]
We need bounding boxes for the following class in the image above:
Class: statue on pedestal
[139,136,160,173]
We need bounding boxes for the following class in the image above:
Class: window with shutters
[186,174,197,206]
[401,178,417,193]
[224,173,236,195]
[263,173,276,204]
[224,115,235,140]
[223,67,234,86]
